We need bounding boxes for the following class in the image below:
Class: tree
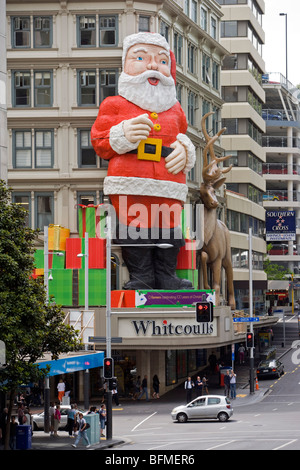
[0,180,81,449]
[264,243,292,280]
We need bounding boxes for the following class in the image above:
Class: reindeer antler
[201,112,233,184]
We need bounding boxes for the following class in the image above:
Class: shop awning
[36,351,104,376]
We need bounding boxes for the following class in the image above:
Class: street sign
[233,317,260,323]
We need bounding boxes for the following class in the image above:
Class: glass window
[202,53,210,84]
[188,91,196,126]
[188,43,196,74]
[160,21,169,42]
[79,70,96,106]
[36,194,53,229]
[221,21,238,37]
[100,69,118,102]
[174,32,183,66]
[34,71,52,106]
[200,7,208,31]
[78,16,96,47]
[34,16,52,48]
[191,1,197,22]
[79,130,96,167]
[14,71,31,107]
[12,193,31,227]
[99,16,117,46]
[14,130,32,168]
[139,16,150,32]
[35,130,53,167]
[12,17,30,48]
[211,17,217,40]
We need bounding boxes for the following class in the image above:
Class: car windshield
[259,361,274,367]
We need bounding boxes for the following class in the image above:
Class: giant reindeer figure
[199,112,236,309]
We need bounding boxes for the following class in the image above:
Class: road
[108,314,300,452]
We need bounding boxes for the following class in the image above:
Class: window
[78,15,96,47]
[202,53,210,84]
[34,16,52,48]
[99,16,117,46]
[221,21,238,37]
[188,43,196,74]
[36,193,54,229]
[34,71,52,107]
[79,130,96,167]
[212,62,219,89]
[12,193,31,227]
[14,71,31,107]
[13,130,32,168]
[191,1,197,22]
[188,91,197,126]
[207,398,220,405]
[211,17,217,40]
[79,70,96,106]
[12,17,30,48]
[139,16,150,32]
[13,129,54,168]
[35,130,53,167]
[160,21,169,42]
[100,70,118,102]
[200,7,208,31]
[174,32,183,66]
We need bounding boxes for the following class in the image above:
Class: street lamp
[105,212,173,440]
[279,13,288,81]
[43,225,64,432]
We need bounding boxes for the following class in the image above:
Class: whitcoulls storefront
[92,293,244,397]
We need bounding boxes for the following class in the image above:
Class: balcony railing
[268,244,299,256]
[262,135,300,148]
[263,190,300,202]
[262,108,300,122]
[262,163,300,175]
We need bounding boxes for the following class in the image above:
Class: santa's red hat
[122,32,176,83]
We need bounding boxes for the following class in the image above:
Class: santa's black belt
[128,138,173,162]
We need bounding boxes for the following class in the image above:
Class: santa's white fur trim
[104,176,188,202]
[176,133,196,174]
[122,32,170,68]
[109,121,139,154]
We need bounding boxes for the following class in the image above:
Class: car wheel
[218,412,229,422]
[177,413,188,423]
[33,422,38,431]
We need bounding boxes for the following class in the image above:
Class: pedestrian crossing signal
[196,302,213,322]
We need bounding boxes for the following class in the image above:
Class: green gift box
[78,204,106,238]
[48,269,73,305]
[78,268,107,306]
[176,269,198,288]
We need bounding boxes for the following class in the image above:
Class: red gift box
[66,238,82,269]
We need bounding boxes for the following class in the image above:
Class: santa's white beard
[118,70,177,113]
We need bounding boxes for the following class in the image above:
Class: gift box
[66,237,106,269]
[176,269,198,288]
[48,269,73,305]
[34,249,65,269]
[111,290,136,308]
[65,238,83,269]
[78,268,106,306]
[176,239,196,269]
[48,225,70,251]
[78,204,105,238]
[88,238,106,269]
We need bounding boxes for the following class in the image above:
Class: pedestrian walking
[53,404,61,436]
[99,404,106,438]
[133,376,141,400]
[195,376,203,396]
[230,371,237,399]
[152,374,160,399]
[238,344,245,364]
[138,375,149,401]
[67,404,76,437]
[202,375,209,395]
[9,416,17,450]
[72,413,91,448]
[224,370,231,398]
[184,376,194,403]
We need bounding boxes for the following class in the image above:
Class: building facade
[218,0,267,314]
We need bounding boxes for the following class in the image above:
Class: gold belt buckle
[137,138,162,162]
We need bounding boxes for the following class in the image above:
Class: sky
[263,0,300,86]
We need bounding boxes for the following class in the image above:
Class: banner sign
[266,211,296,241]
[135,290,215,308]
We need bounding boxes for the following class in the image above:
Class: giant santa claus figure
[91,32,196,290]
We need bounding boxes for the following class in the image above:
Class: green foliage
[263,243,292,280]
[0,180,81,393]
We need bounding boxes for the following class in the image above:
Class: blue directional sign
[233,317,260,323]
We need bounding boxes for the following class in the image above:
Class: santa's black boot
[121,246,155,290]
[153,246,193,290]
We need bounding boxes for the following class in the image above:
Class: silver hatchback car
[171,395,233,423]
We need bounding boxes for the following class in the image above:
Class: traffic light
[103,357,114,379]
[196,302,213,322]
[246,332,254,348]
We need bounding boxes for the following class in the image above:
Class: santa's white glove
[165,140,187,175]
[122,113,153,143]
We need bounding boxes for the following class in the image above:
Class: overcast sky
[263,0,300,86]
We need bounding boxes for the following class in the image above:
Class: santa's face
[119,42,177,113]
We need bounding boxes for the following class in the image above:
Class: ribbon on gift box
[77,204,105,238]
